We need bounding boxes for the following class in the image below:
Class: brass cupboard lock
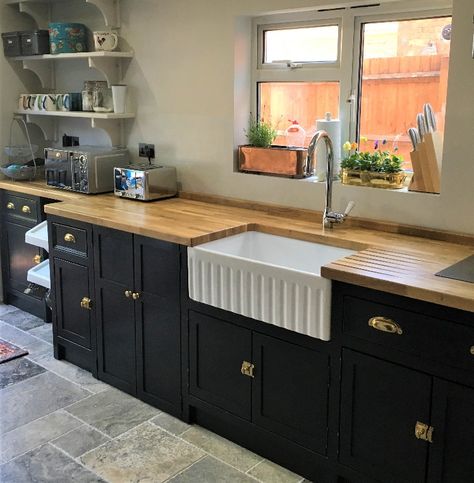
[33,254,42,264]
[132,292,141,300]
[414,421,434,443]
[80,297,92,310]
[241,361,255,378]
[368,316,403,335]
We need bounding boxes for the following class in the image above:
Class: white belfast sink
[187,231,355,341]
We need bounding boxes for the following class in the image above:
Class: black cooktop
[436,254,474,284]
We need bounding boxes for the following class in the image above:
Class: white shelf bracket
[18,1,51,29]
[22,60,54,89]
[91,118,122,146]
[86,0,120,28]
[24,114,58,141]
[88,57,121,86]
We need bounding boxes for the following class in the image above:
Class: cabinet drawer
[51,222,88,257]
[342,295,474,372]
[3,193,39,223]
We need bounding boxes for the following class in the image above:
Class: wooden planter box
[238,145,310,178]
[341,168,407,189]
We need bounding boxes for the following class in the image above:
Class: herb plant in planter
[340,139,407,189]
[238,117,310,178]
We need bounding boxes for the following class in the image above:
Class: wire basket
[1,116,40,181]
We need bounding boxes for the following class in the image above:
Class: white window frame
[251,1,452,160]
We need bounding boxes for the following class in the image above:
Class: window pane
[264,25,339,63]
[259,82,340,147]
[359,17,452,169]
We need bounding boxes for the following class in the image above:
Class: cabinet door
[340,350,432,483]
[428,380,474,483]
[94,227,136,395]
[189,310,252,420]
[53,258,93,349]
[252,334,330,455]
[135,236,181,414]
[3,220,41,295]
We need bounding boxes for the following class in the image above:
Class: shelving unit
[11,51,133,88]
[6,0,120,29]
[5,0,133,145]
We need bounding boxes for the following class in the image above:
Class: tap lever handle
[344,200,356,217]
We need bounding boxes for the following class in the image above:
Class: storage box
[20,30,50,55]
[48,23,87,54]
[2,31,21,57]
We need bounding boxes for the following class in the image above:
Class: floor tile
[0,309,44,331]
[0,304,18,317]
[0,321,39,348]
[33,352,109,394]
[0,443,104,482]
[52,424,110,458]
[248,459,303,483]
[150,412,191,435]
[0,371,90,434]
[181,426,263,472]
[27,324,53,344]
[81,422,204,483]
[0,410,82,464]
[169,455,257,482]
[66,387,158,437]
[0,357,46,389]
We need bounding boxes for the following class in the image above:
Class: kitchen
[0,0,473,482]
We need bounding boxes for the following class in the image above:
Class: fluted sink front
[187,231,355,341]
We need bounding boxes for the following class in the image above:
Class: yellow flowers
[343,141,358,152]
[360,136,368,143]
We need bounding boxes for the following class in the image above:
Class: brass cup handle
[6,202,15,210]
[33,254,42,265]
[132,292,141,300]
[21,205,31,214]
[64,233,76,243]
[124,290,133,298]
[80,297,92,310]
[368,316,403,335]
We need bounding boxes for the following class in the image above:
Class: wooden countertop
[1,179,473,313]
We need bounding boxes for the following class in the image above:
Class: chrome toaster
[113,164,177,201]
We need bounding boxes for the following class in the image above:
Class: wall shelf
[17,110,135,145]
[6,0,120,29]
[10,52,133,88]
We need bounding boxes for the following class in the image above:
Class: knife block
[409,131,442,194]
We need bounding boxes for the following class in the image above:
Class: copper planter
[238,145,310,178]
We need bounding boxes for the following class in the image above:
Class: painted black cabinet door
[189,310,252,420]
[428,381,474,483]
[252,333,330,455]
[94,227,136,395]
[53,258,92,349]
[135,236,181,415]
[3,220,41,296]
[340,349,432,483]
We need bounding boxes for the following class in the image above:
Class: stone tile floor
[0,304,307,483]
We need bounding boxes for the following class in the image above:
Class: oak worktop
[1,179,473,313]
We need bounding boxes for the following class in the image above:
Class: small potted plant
[238,116,310,178]
[340,138,406,189]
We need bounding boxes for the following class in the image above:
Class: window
[358,17,452,167]
[250,6,452,177]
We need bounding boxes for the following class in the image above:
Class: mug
[57,93,71,111]
[19,94,30,111]
[39,94,57,111]
[93,31,118,51]
[30,94,39,111]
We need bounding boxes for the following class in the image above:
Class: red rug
[0,339,28,364]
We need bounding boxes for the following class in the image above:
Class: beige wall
[0,0,473,235]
